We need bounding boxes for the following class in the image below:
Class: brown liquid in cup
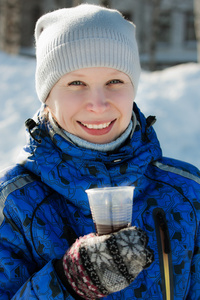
[94,222,131,235]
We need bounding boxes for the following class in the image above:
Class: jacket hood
[19,103,162,215]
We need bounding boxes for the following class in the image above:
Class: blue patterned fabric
[0,103,200,299]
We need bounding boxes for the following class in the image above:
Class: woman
[0,4,200,299]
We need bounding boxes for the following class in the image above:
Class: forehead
[60,67,129,80]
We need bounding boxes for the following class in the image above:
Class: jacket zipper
[153,209,174,300]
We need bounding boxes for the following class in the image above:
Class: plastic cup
[85,186,135,236]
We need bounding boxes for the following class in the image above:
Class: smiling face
[46,67,134,144]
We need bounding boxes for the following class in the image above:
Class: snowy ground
[0,51,200,170]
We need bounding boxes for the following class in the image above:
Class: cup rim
[85,186,135,195]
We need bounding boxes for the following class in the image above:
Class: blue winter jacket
[0,104,200,299]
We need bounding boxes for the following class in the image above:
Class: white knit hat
[35,4,141,103]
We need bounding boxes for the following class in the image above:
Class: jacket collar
[20,103,162,214]
[22,102,162,169]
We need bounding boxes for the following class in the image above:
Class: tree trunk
[0,0,22,54]
[149,0,161,71]
[194,0,200,63]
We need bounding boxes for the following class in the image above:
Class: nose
[86,88,109,113]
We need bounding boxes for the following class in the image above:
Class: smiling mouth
[80,121,112,129]
[78,119,116,135]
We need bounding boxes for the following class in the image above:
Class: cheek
[120,96,134,114]
[121,99,134,125]
[46,98,66,126]
[55,100,81,127]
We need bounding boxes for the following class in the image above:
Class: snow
[0,51,200,170]
[137,63,200,169]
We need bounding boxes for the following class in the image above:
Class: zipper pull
[157,212,170,254]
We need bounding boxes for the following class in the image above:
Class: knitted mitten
[60,226,154,299]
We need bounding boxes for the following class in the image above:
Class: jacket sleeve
[11,261,76,300]
[0,203,74,300]
[11,261,71,300]
[186,222,200,299]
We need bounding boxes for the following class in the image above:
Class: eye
[68,81,85,86]
[107,79,124,85]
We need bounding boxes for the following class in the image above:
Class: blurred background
[0,0,199,70]
[0,0,200,170]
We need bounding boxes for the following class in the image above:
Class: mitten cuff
[63,234,108,299]
[54,259,85,300]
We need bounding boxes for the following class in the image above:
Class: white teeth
[81,122,111,129]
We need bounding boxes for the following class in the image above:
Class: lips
[78,119,116,136]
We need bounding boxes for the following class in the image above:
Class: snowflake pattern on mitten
[63,227,154,299]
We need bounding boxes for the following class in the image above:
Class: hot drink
[95,222,131,236]
[86,186,134,236]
